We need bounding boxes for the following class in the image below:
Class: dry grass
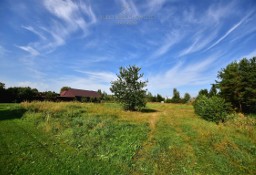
[7,101,256,174]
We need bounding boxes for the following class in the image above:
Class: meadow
[0,102,255,174]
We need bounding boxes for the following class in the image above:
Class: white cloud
[17,81,49,90]
[18,0,97,56]
[75,70,116,83]
[238,49,256,60]
[146,0,166,13]
[120,0,140,16]
[48,75,113,93]
[151,30,183,58]
[22,26,46,40]
[17,46,40,56]
[206,12,252,50]
[179,30,218,56]
[148,55,218,94]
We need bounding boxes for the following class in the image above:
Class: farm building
[59,88,101,102]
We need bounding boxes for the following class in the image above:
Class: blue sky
[0,0,256,97]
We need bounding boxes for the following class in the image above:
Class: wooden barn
[59,88,101,102]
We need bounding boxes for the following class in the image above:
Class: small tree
[171,88,181,103]
[182,93,191,103]
[156,94,164,102]
[60,86,71,93]
[110,65,148,111]
[194,95,232,123]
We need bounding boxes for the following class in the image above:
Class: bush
[193,95,232,123]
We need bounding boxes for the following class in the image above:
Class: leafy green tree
[0,82,7,102]
[209,84,217,97]
[146,92,155,102]
[198,89,209,97]
[217,57,256,113]
[156,94,164,102]
[194,95,232,123]
[171,88,181,103]
[182,93,191,103]
[60,86,71,93]
[42,91,59,101]
[0,82,5,89]
[110,65,147,111]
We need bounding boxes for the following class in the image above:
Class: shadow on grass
[0,108,26,121]
[140,108,158,113]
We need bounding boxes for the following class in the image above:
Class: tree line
[0,83,59,103]
[194,57,256,123]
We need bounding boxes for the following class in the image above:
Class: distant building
[59,88,100,102]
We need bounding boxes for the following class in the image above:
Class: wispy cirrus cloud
[151,30,183,59]
[120,0,140,16]
[75,70,116,83]
[145,0,166,13]
[18,0,97,56]
[148,54,220,94]
[17,46,40,56]
[206,12,253,51]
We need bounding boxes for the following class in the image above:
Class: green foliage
[217,57,256,113]
[0,82,5,89]
[41,91,59,101]
[0,82,61,102]
[209,84,218,97]
[110,65,148,111]
[97,90,114,102]
[171,88,181,103]
[156,94,164,102]
[60,86,71,93]
[182,93,191,103]
[198,89,209,97]
[194,95,232,123]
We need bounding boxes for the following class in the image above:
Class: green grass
[0,102,255,174]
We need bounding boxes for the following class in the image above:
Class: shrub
[193,95,232,123]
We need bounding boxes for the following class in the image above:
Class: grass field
[0,102,255,174]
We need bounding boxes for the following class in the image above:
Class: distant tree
[198,89,209,97]
[42,91,59,101]
[182,93,191,103]
[6,87,39,102]
[171,88,181,103]
[146,92,154,102]
[216,57,256,113]
[0,82,5,89]
[0,82,7,102]
[60,86,71,93]
[110,65,147,111]
[156,94,164,102]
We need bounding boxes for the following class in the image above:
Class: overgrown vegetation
[1,102,255,174]
[194,57,256,123]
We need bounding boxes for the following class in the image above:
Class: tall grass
[1,102,255,174]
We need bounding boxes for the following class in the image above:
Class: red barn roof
[60,88,100,98]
